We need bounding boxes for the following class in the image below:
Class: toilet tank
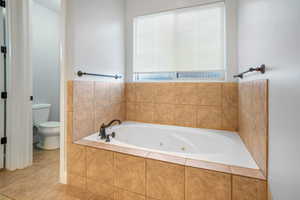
[32,104,51,126]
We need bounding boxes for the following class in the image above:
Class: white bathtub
[84,121,258,169]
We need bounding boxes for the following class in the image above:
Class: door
[0,1,7,169]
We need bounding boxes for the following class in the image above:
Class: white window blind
[133,2,225,74]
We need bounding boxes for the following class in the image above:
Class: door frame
[0,2,7,170]
[5,0,67,184]
[59,0,67,184]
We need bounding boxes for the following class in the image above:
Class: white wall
[237,0,300,199]
[65,0,125,81]
[125,0,238,82]
[32,1,60,121]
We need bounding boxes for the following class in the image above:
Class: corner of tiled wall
[71,80,125,142]
[238,79,269,177]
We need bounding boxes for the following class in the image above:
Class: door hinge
[1,137,7,145]
[0,0,5,8]
[1,46,7,54]
[1,91,7,99]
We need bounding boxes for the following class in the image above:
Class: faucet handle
[99,123,106,140]
[105,132,116,142]
[105,135,111,142]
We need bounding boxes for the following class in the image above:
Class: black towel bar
[233,64,266,79]
[77,71,122,79]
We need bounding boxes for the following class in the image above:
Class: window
[133,2,225,81]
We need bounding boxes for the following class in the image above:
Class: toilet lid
[39,121,60,128]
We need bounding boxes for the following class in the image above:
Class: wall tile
[111,103,125,121]
[253,81,268,176]
[67,112,73,144]
[147,159,185,200]
[186,167,231,200]
[73,108,95,141]
[115,153,146,195]
[223,83,238,107]
[174,105,197,127]
[198,83,222,106]
[86,147,114,185]
[73,81,95,141]
[94,81,110,107]
[222,83,238,131]
[174,83,199,105]
[110,81,125,104]
[232,176,267,200]
[196,106,222,129]
[239,80,268,177]
[67,81,73,112]
[73,81,94,111]
[126,83,136,103]
[115,189,146,200]
[124,82,238,131]
[87,179,115,200]
[135,83,154,103]
[94,105,111,132]
[153,83,176,104]
[126,103,136,121]
[153,104,175,125]
[136,103,154,123]
[222,107,238,131]
[67,144,86,177]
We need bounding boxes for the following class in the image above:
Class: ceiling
[33,0,60,12]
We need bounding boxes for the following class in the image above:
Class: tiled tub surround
[125,82,238,131]
[68,141,267,200]
[239,80,269,177]
[70,80,125,141]
[67,80,269,200]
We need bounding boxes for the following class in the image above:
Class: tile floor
[0,148,109,200]
[0,148,60,200]
[0,194,12,200]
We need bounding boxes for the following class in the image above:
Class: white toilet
[32,104,60,150]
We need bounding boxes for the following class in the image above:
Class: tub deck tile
[146,152,186,166]
[230,165,266,180]
[75,140,149,158]
[75,139,266,180]
[185,159,232,174]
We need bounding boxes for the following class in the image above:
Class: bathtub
[84,121,258,169]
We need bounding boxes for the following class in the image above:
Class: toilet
[32,104,60,150]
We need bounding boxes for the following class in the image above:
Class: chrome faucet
[99,119,121,141]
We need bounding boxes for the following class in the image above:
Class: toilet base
[37,135,60,150]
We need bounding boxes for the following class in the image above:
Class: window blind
[133,2,225,73]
